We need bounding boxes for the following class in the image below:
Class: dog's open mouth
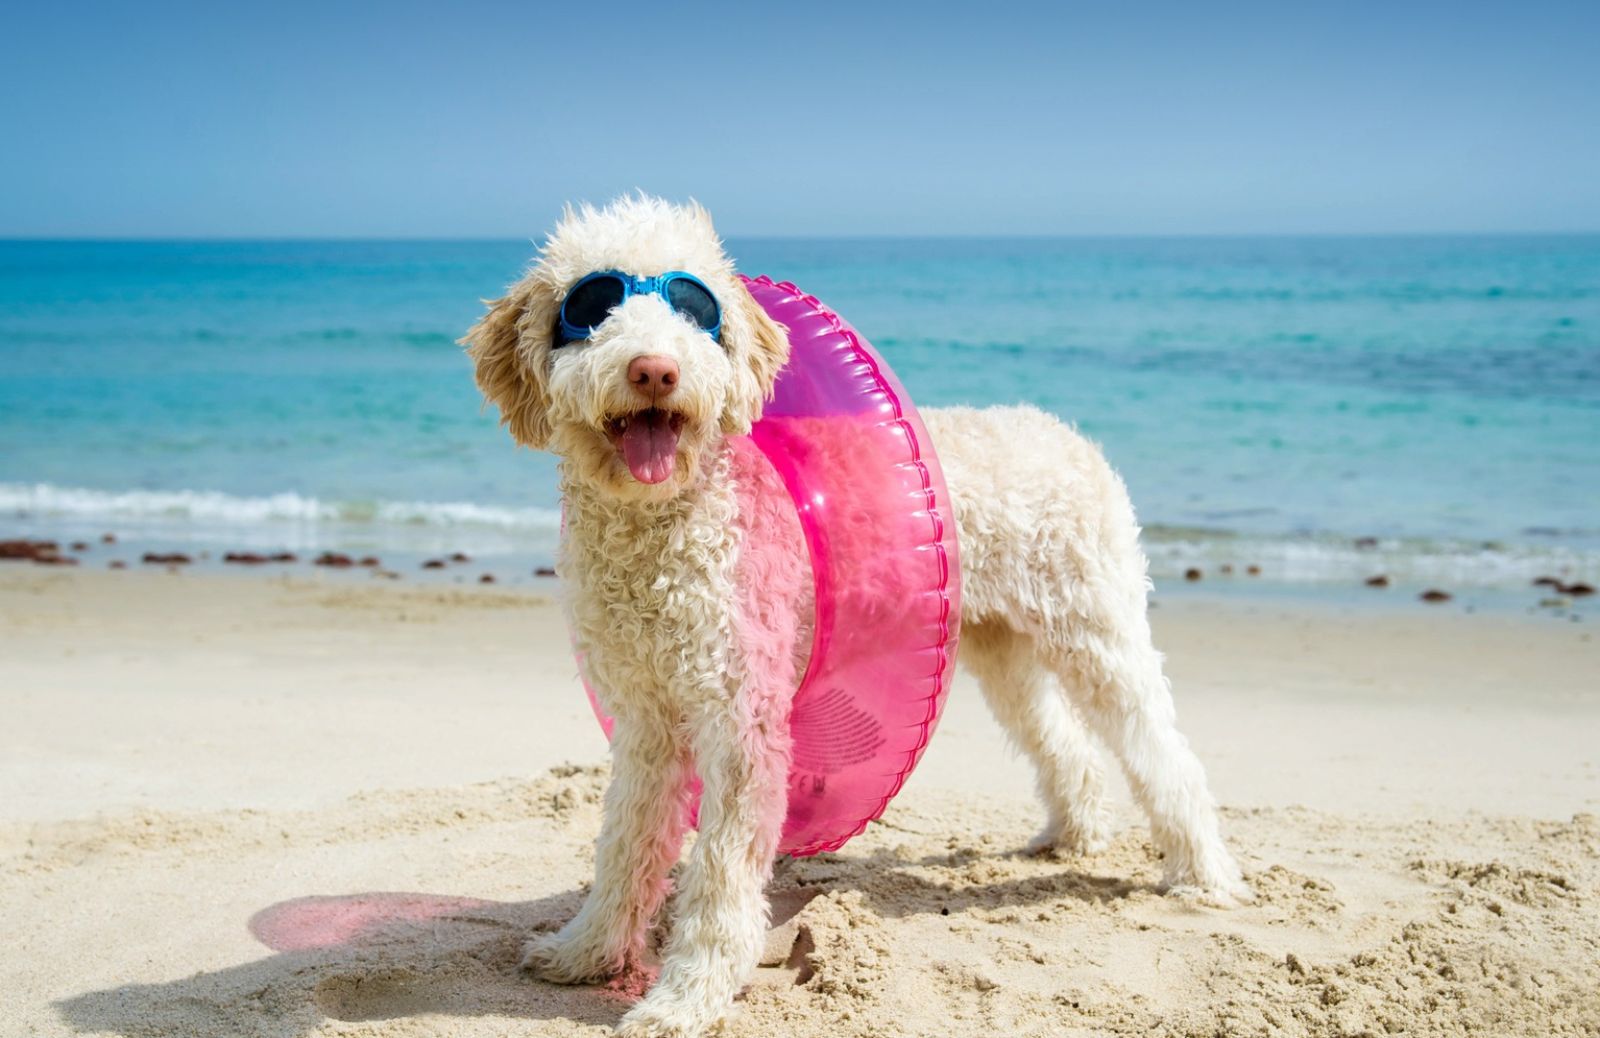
[605,408,687,485]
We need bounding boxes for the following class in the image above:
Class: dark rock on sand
[1560,582,1595,597]
[101,533,116,543]
[1184,568,1203,582]
[422,559,447,569]
[479,573,495,584]
[270,552,297,563]
[224,552,270,565]
[314,552,355,568]
[358,556,381,567]
[1246,565,1261,576]
[2,539,60,561]
[449,552,471,563]
[70,541,89,552]
[1365,575,1390,587]
[1533,576,1563,588]
[142,552,192,565]
[534,566,557,577]
[1419,589,1452,603]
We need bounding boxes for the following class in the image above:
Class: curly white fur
[463,194,1250,1038]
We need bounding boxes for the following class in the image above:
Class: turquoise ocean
[2,236,1597,591]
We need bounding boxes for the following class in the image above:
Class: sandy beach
[2,566,1597,1037]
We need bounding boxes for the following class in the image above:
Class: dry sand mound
[5,765,1597,1038]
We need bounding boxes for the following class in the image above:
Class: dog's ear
[720,279,792,434]
[460,280,555,450]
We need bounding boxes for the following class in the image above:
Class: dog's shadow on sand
[55,847,1149,1037]
[816,843,1154,919]
[54,888,626,1038]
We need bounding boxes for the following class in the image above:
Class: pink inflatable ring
[585,274,961,857]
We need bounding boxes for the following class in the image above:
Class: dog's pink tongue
[620,413,679,484]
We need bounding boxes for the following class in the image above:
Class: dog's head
[463,195,790,502]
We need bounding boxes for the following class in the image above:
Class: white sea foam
[368,498,562,530]
[1142,526,1599,587]
[0,482,561,532]
[0,483,334,524]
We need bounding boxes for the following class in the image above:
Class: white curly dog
[464,195,1249,1037]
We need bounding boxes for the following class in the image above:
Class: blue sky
[2,0,1596,237]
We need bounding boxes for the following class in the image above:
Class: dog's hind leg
[962,619,1111,856]
[1040,616,1252,904]
[619,699,789,1038]
[522,717,691,983]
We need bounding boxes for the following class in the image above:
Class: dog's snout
[627,355,679,400]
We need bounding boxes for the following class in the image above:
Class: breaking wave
[0,482,562,532]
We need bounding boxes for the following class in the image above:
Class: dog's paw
[1024,823,1111,859]
[1158,842,1256,907]
[1162,872,1256,908]
[616,990,724,1038]
[1216,875,1258,907]
[519,931,618,985]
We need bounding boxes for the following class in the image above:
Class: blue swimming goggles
[555,270,722,347]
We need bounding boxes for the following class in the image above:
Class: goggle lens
[561,275,627,332]
[666,276,720,333]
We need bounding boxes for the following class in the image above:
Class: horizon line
[3,229,1600,245]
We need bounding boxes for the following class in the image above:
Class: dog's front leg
[619,703,788,1038]
[523,716,690,984]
